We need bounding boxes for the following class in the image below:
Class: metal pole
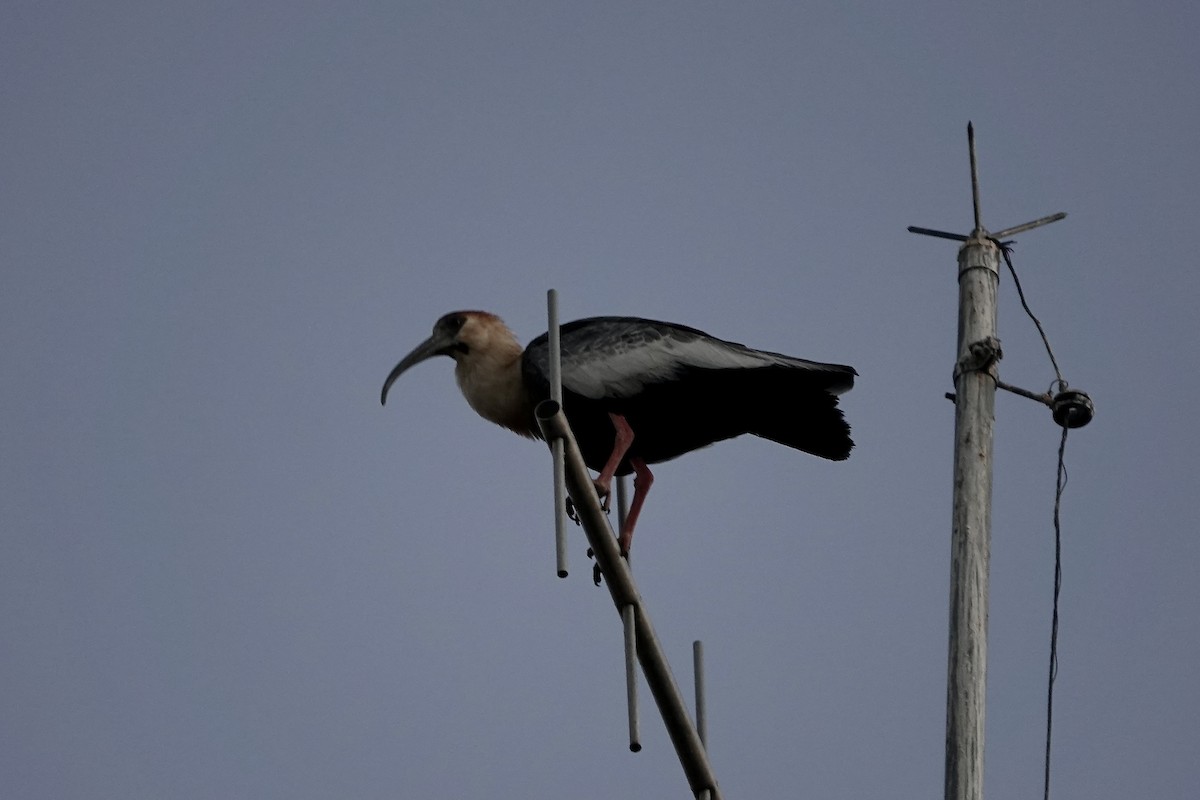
[623,604,641,752]
[693,640,707,750]
[547,289,568,579]
[945,234,1000,800]
[536,402,722,800]
[969,122,983,233]
[616,475,629,533]
[616,475,630,571]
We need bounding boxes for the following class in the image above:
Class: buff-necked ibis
[381,311,855,556]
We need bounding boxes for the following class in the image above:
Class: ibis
[381,311,856,556]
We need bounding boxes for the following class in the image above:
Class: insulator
[1051,389,1094,429]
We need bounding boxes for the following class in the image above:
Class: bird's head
[381,311,518,405]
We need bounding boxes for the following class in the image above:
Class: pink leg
[618,457,654,556]
[593,413,635,509]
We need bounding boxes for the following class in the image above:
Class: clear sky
[3,2,1197,798]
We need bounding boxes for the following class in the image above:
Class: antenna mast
[910,123,1067,800]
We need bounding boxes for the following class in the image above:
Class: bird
[381,311,856,558]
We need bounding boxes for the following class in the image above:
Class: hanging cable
[993,241,1065,387]
[990,243,1083,800]
[1042,425,1069,800]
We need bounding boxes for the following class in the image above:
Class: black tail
[592,362,855,468]
[743,367,854,461]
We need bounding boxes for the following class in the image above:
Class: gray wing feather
[526,318,854,401]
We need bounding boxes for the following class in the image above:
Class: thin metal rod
[615,475,630,570]
[547,290,568,579]
[623,604,641,752]
[968,122,982,234]
[554,441,568,578]
[553,440,567,578]
[908,225,970,242]
[547,290,562,405]
[693,640,707,750]
[616,474,630,533]
[945,236,1000,800]
[536,402,722,800]
[991,212,1067,241]
[995,378,1053,408]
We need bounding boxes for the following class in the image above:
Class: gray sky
[3,2,1197,798]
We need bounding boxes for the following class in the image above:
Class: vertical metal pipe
[616,474,629,532]
[623,603,641,752]
[616,474,630,570]
[547,289,568,578]
[547,288,562,406]
[945,236,1000,800]
[693,640,707,750]
[553,442,567,578]
[968,122,982,234]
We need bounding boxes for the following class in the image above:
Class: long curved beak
[381,332,455,405]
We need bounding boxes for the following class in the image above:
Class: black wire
[1043,425,1069,800]
[994,241,1065,387]
[994,241,1072,800]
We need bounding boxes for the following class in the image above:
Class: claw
[565,496,582,525]
[564,478,612,524]
[586,547,602,585]
[594,479,611,513]
[587,547,630,587]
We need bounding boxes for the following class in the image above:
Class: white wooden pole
[945,233,1000,800]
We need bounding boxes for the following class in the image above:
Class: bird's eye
[437,314,467,335]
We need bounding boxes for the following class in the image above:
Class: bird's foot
[589,547,602,586]
[587,546,629,587]
[594,479,611,513]
[563,481,611,525]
